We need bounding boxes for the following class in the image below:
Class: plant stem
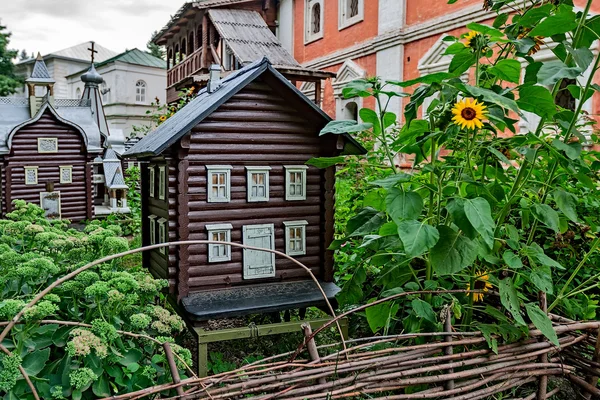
[548,237,600,312]
[375,94,398,174]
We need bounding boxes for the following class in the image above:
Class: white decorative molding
[332,59,367,97]
[418,34,452,74]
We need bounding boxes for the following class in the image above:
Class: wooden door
[243,224,276,279]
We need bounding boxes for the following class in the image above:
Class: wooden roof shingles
[124,58,366,158]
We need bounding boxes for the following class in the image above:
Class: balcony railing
[168,46,204,87]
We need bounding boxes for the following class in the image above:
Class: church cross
[88,41,98,63]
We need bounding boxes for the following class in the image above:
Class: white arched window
[305,0,324,43]
[339,0,363,29]
[75,87,81,98]
[135,80,147,103]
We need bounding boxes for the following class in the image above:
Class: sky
[1,0,182,58]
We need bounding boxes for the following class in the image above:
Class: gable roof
[18,42,118,65]
[125,58,365,158]
[26,54,55,84]
[208,9,301,69]
[94,48,167,70]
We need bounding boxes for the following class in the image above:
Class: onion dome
[81,64,104,85]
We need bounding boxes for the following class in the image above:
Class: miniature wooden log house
[125,58,365,324]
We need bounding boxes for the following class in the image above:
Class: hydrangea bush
[0,201,190,400]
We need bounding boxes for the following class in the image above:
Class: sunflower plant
[314,0,600,346]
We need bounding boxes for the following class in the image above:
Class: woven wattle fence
[105,317,600,400]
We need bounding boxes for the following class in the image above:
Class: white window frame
[338,0,363,30]
[246,166,271,202]
[243,223,276,279]
[206,223,233,263]
[158,218,167,255]
[135,80,147,104]
[149,215,157,245]
[149,166,155,198]
[158,166,166,200]
[59,166,73,184]
[284,220,308,256]
[24,166,38,185]
[304,0,324,44]
[37,138,58,153]
[206,165,232,203]
[285,165,308,201]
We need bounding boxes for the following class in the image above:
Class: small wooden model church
[125,58,365,322]
[0,51,129,221]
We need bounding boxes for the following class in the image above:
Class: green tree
[0,24,21,96]
[18,49,28,61]
[147,30,165,60]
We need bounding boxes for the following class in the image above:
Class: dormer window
[207,165,232,203]
[206,223,233,262]
[339,0,363,30]
[285,165,308,201]
[284,220,308,256]
[246,166,270,202]
[305,0,324,43]
[135,80,147,103]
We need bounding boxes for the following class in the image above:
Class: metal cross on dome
[88,41,98,63]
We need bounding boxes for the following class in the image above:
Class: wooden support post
[584,328,600,399]
[314,80,322,106]
[537,291,548,400]
[201,13,208,69]
[444,307,454,390]
[302,323,326,385]
[163,342,184,396]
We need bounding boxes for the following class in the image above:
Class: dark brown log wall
[1,110,92,222]
[179,80,333,293]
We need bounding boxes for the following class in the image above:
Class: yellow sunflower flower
[159,115,167,122]
[451,98,487,130]
[466,271,493,302]
[463,31,479,48]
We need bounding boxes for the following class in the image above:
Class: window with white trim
[158,218,167,255]
[284,220,308,256]
[24,166,38,185]
[285,165,308,201]
[305,0,324,43]
[207,165,232,203]
[38,138,58,153]
[206,223,233,262]
[339,0,363,30]
[135,80,147,103]
[246,166,270,202]
[149,166,155,197]
[149,215,157,245]
[158,166,166,200]
[59,166,73,184]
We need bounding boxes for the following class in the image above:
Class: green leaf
[92,374,111,398]
[22,348,50,376]
[580,15,600,48]
[397,220,440,257]
[342,79,373,98]
[117,348,143,367]
[537,60,582,86]
[306,156,346,168]
[446,198,477,239]
[320,120,372,136]
[525,303,559,346]
[359,108,381,135]
[370,173,412,189]
[518,4,553,27]
[346,208,386,237]
[464,197,496,248]
[552,189,578,222]
[430,226,479,276]
[567,46,594,71]
[493,13,509,28]
[444,42,467,55]
[552,138,581,160]
[526,243,564,270]
[337,266,367,306]
[411,299,436,323]
[499,277,526,325]
[449,50,476,75]
[461,84,520,114]
[488,59,521,83]
[517,86,557,119]
[466,22,504,38]
[366,300,399,333]
[503,251,523,269]
[487,147,513,167]
[385,188,423,223]
[530,266,553,294]
[389,72,456,88]
[529,5,578,37]
[532,204,560,233]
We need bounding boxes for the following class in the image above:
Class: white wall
[277,0,294,54]
[378,0,405,34]
[376,45,404,118]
